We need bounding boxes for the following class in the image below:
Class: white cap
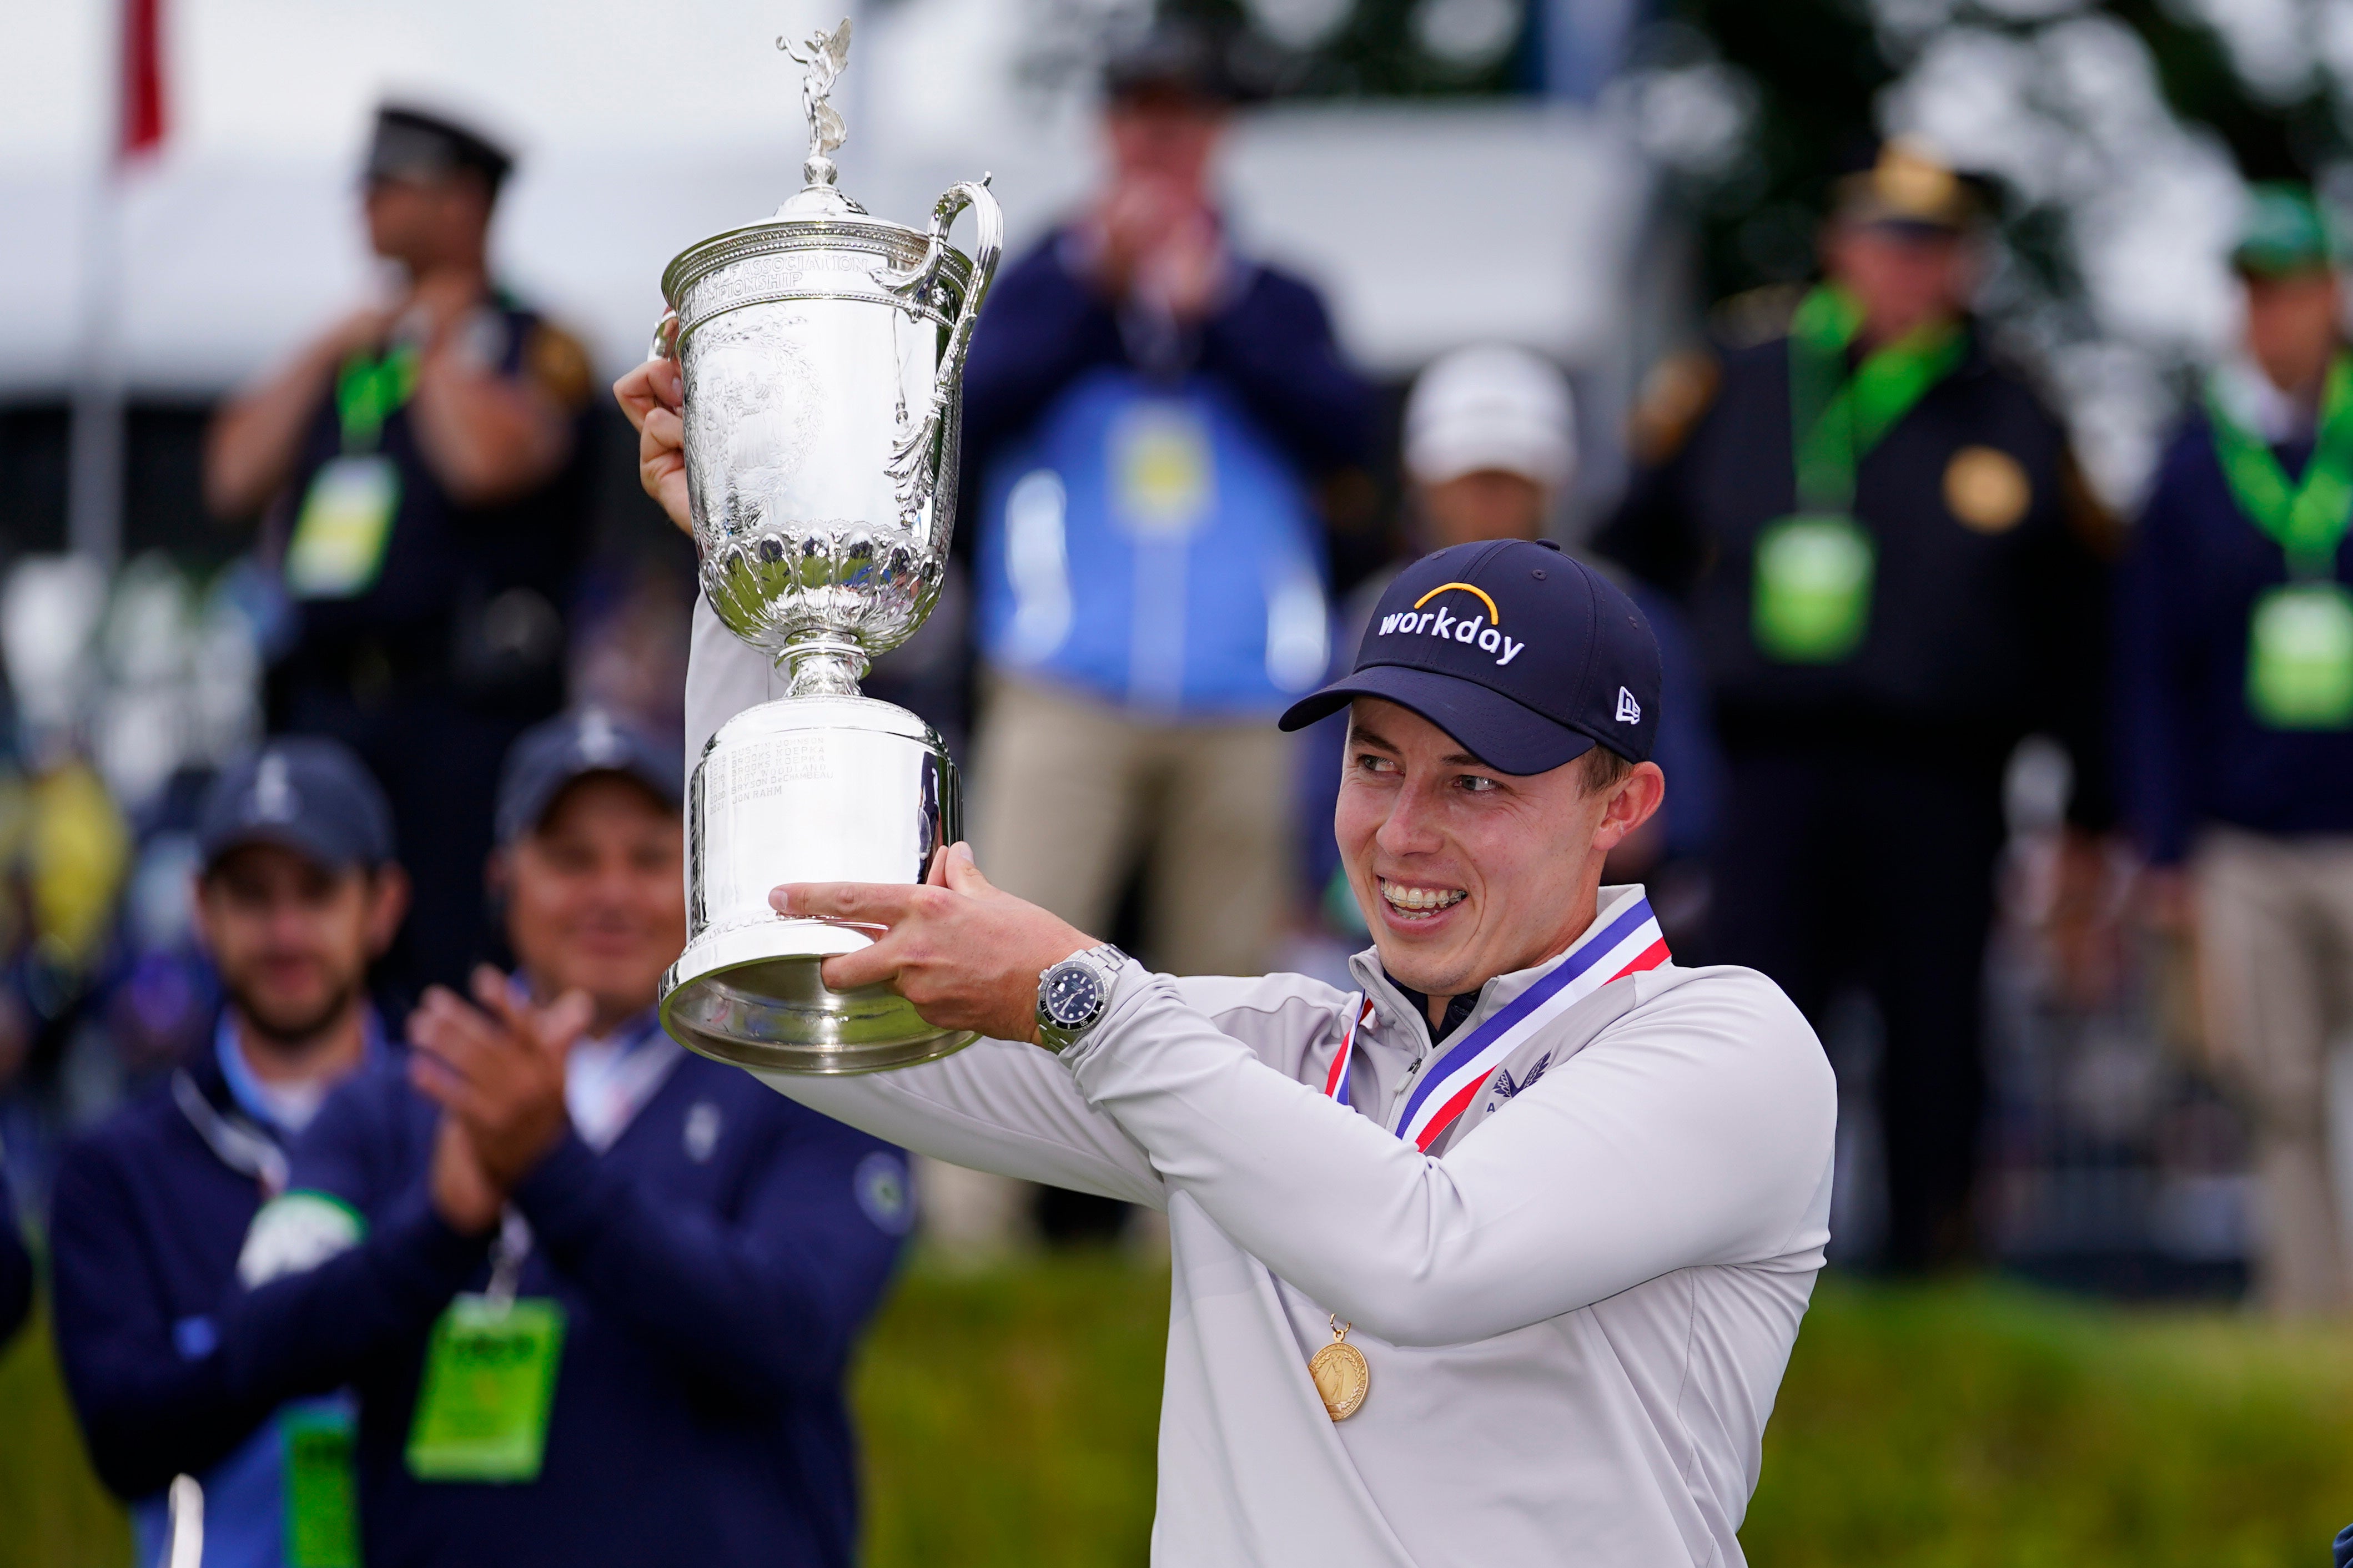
[1403,345,1577,490]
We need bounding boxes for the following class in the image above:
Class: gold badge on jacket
[1943,446,2032,533]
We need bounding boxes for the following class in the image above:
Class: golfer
[622,360,1836,1566]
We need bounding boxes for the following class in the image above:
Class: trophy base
[661,918,979,1075]
[661,690,975,1075]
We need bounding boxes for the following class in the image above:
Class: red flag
[120,0,165,159]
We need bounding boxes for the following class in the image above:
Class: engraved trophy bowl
[657,19,1003,1074]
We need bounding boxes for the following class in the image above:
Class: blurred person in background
[49,740,405,1568]
[1598,140,2116,1272]
[228,710,910,1568]
[1299,347,1718,950]
[956,17,1371,981]
[2119,183,2353,1315]
[204,104,596,1000]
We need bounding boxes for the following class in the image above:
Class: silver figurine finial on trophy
[778,18,853,186]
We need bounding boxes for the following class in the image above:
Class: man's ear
[1595,762,1668,852]
[364,864,412,958]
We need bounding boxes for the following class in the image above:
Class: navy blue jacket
[49,1050,286,1503]
[225,1046,908,1568]
[2118,412,2353,864]
[962,226,1372,487]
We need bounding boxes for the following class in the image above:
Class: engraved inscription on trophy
[710,739,834,809]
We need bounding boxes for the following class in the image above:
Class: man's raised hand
[612,357,690,533]
[772,842,1098,1046]
[409,968,594,1192]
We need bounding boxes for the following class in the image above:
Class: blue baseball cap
[495,708,682,846]
[198,738,396,873]
[1278,540,1662,774]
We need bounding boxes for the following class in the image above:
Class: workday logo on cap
[1375,581,1529,669]
[1279,538,1663,775]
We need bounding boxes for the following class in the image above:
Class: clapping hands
[410,967,593,1234]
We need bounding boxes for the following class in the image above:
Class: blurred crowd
[3,8,2353,1564]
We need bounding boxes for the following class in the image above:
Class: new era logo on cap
[1279,540,1662,775]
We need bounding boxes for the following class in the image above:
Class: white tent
[0,0,1649,396]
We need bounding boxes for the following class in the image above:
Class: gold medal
[1309,1315,1369,1421]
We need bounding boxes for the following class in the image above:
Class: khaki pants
[969,672,1295,978]
[2195,829,2353,1315]
[917,674,1299,1257]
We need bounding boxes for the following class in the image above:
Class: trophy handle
[878,175,1003,394]
[878,177,1003,526]
[648,309,682,363]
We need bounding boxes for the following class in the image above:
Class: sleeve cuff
[375,1187,494,1304]
[509,1132,612,1253]
[1055,957,1160,1088]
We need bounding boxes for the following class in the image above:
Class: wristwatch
[1035,944,1127,1053]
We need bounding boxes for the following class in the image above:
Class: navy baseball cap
[198,738,395,873]
[495,708,682,846]
[1278,540,1662,774]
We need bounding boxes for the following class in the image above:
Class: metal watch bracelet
[1035,944,1126,1054]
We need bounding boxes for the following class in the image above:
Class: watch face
[1044,962,1104,1028]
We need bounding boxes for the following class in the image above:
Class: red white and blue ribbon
[1383,893,1669,1152]
[1322,993,1377,1108]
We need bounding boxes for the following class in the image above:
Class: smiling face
[195,844,406,1050]
[497,774,685,1033]
[1335,698,1665,1006]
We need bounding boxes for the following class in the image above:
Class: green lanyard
[1787,285,1968,515]
[2206,354,2353,578]
[333,344,420,453]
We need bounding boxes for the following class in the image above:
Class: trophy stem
[781,637,871,697]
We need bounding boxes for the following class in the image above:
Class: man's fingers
[940,841,996,898]
[818,939,904,995]
[470,964,516,1017]
[637,406,691,532]
[611,358,682,430]
[537,990,595,1056]
[772,880,924,925]
[407,1042,485,1118]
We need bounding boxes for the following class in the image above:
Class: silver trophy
[656,19,1003,1074]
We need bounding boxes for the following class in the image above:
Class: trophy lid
[661,17,978,310]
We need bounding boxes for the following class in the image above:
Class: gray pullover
[757,886,1837,1567]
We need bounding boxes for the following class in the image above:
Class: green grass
[12,1262,2353,1567]
[1746,1277,2353,1568]
[853,1254,1167,1567]
[0,1303,131,1568]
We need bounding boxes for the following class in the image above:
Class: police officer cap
[198,738,395,874]
[1833,139,1985,235]
[495,708,683,848]
[2234,183,2339,279]
[366,104,514,192]
[1279,539,1662,775]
